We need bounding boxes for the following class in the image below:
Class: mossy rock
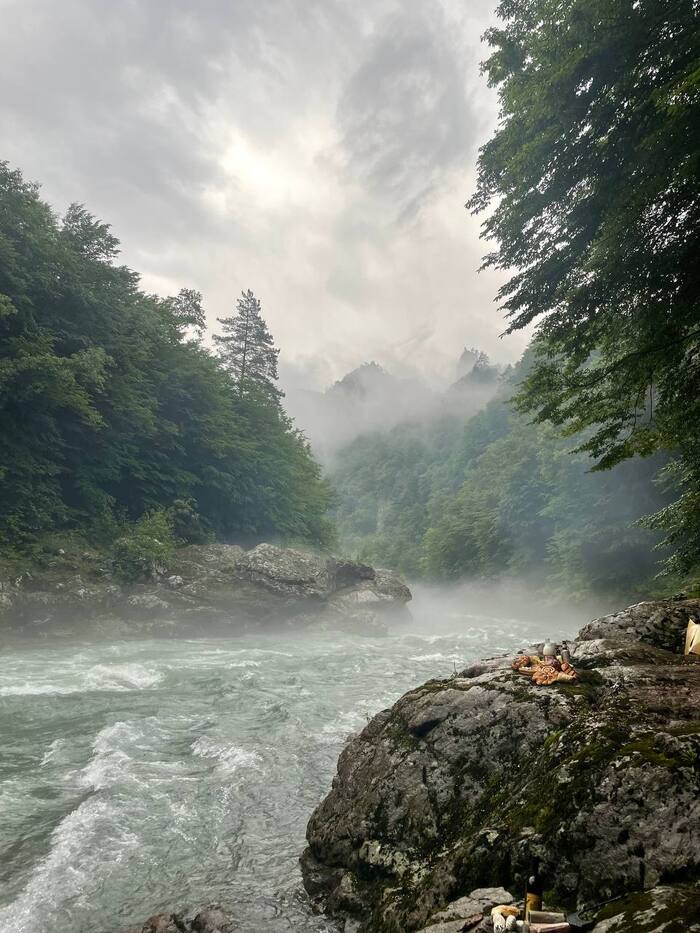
[591,882,700,931]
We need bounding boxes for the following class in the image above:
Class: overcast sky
[1,0,529,389]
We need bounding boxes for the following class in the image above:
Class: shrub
[111,509,175,583]
[170,498,210,545]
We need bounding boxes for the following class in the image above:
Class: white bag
[685,619,700,656]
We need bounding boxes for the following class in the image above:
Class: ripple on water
[191,737,263,774]
[0,622,544,932]
[0,797,139,933]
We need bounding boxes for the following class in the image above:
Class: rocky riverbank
[0,542,411,641]
[117,906,235,933]
[301,599,700,932]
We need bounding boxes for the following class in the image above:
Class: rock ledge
[301,599,700,931]
[0,543,411,640]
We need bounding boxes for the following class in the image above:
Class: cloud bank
[1,0,529,389]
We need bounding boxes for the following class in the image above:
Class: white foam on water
[84,662,163,691]
[0,796,139,933]
[0,662,162,696]
[77,721,143,791]
[409,653,464,662]
[405,629,490,645]
[40,738,71,767]
[191,736,262,773]
[314,707,369,745]
[0,683,78,696]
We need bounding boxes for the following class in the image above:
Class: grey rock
[332,559,376,588]
[235,543,333,598]
[589,883,700,931]
[578,598,700,653]
[417,921,477,933]
[1,542,411,641]
[329,871,365,914]
[191,905,236,932]
[416,887,513,932]
[430,888,515,922]
[126,594,171,615]
[373,568,413,603]
[302,599,700,931]
[117,906,235,933]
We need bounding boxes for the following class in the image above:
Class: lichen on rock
[301,599,700,932]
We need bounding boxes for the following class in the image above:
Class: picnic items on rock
[491,905,520,931]
[524,857,544,919]
[512,641,578,686]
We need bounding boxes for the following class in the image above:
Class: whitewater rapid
[0,612,552,932]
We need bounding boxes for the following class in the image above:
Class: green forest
[330,354,670,600]
[331,0,699,601]
[0,163,332,573]
[1,0,698,602]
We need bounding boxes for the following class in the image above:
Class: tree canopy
[470,0,700,578]
[0,163,332,551]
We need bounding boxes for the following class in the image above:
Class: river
[0,594,569,932]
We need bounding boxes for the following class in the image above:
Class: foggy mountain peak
[326,360,434,406]
[284,347,501,464]
[326,361,397,399]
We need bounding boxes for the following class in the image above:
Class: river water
[0,594,568,933]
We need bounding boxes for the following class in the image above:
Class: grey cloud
[336,7,478,218]
[0,0,527,403]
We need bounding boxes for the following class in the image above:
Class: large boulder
[301,599,700,932]
[326,565,412,631]
[235,543,334,598]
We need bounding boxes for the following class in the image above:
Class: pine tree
[213,290,282,402]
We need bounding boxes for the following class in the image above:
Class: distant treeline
[331,354,671,600]
[0,163,332,556]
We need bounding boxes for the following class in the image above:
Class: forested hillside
[0,164,332,561]
[331,0,700,602]
[467,0,700,587]
[331,356,670,599]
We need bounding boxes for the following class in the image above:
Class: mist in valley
[281,347,504,465]
[1,0,696,929]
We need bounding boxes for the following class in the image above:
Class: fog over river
[0,589,584,933]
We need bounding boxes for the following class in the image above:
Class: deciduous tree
[469,0,700,576]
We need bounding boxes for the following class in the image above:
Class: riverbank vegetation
[0,163,333,572]
[470,0,699,587]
